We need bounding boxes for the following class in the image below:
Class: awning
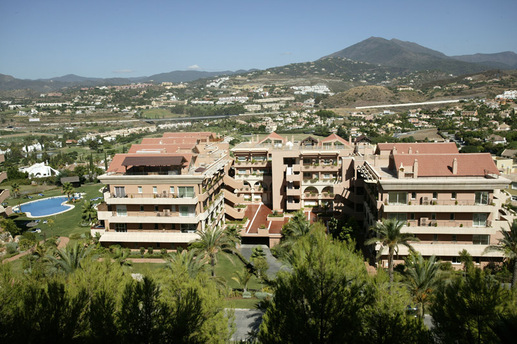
[122,156,185,167]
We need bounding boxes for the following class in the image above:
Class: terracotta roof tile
[391,153,499,177]
[377,142,458,155]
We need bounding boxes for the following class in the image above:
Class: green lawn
[8,183,103,239]
[141,108,185,119]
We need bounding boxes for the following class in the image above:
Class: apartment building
[226,132,359,246]
[95,132,229,249]
[0,154,13,218]
[93,132,512,266]
[357,142,511,266]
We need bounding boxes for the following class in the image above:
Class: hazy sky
[1,0,516,79]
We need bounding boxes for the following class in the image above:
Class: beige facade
[95,133,229,249]
[94,133,513,267]
[358,143,511,267]
[0,154,12,217]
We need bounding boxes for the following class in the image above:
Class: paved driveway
[231,309,263,342]
[240,244,285,278]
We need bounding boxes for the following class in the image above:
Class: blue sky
[1,0,516,79]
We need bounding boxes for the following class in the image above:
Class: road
[356,99,464,109]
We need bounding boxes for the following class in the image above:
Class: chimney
[349,135,352,145]
[398,162,405,178]
[413,159,418,178]
[408,146,412,154]
[392,146,397,154]
[452,158,458,174]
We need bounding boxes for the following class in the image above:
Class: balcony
[225,204,246,220]
[104,192,198,205]
[401,224,497,235]
[286,187,301,196]
[382,199,494,213]
[286,201,301,211]
[0,188,10,204]
[286,173,301,182]
[97,210,199,224]
[223,190,245,204]
[223,175,244,190]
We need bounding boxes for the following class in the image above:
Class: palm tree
[11,182,20,199]
[191,226,236,277]
[484,220,517,288]
[167,249,207,278]
[46,242,94,275]
[403,252,440,318]
[366,218,419,284]
[62,182,74,201]
[232,266,252,293]
[81,200,98,226]
[280,210,311,251]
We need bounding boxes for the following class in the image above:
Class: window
[388,192,407,205]
[451,192,457,199]
[450,213,455,220]
[180,205,194,217]
[114,186,125,198]
[237,169,246,175]
[140,205,144,212]
[475,191,489,205]
[433,234,438,242]
[115,223,127,232]
[138,186,143,194]
[411,192,416,200]
[473,213,487,227]
[452,234,457,242]
[178,186,195,198]
[154,223,158,229]
[452,256,460,264]
[387,213,406,222]
[237,156,247,162]
[154,205,159,212]
[323,173,331,179]
[473,235,489,245]
[170,186,175,195]
[153,186,158,194]
[431,213,436,220]
[180,224,197,233]
[410,213,415,220]
[138,223,142,229]
[432,192,438,199]
[156,243,160,248]
[116,205,127,216]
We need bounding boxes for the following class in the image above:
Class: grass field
[7,183,103,239]
[141,108,185,119]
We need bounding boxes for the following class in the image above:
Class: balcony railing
[386,199,494,206]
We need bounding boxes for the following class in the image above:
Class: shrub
[160,248,167,256]
[147,247,154,255]
[255,292,268,300]
[242,291,252,299]
[139,247,145,256]
[6,242,18,255]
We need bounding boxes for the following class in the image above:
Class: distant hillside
[145,70,240,83]
[322,85,426,108]
[451,51,517,69]
[0,70,248,91]
[322,37,490,75]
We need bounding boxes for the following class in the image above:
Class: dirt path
[2,236,70,264]
[129,258,167,264]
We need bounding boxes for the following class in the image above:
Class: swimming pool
[19,196,75,218]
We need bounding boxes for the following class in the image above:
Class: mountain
[451,51,517,69]
[145,70,240,83]
[0,69,246,91]
[321,37,490,75]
